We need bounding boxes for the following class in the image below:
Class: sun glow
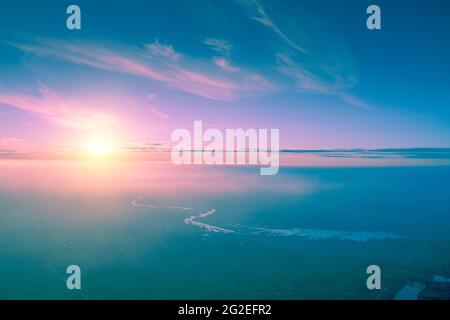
[84,137,117,157]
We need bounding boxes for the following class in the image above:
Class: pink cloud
[213,57,240,73]
[143,93,170,119]
[149,106,170,119]
[10,37,275,102]
[144,40,181,62]
[11,38,170,82]
[0,85,117,130]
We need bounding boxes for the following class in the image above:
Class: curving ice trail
[131,197,234,234]
[130,196,403,241]
[184,209,234,233]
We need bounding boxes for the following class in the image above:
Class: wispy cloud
[141,39,274,100]
[213,57,240,73]
[340,94,370,109]
[8,33,363,107]
[10,37,273,102]
[276,53,356,95]
[203,38,234,56]
[10,38,171,81]
[277,53,369,108]
[276,53,330,94]
[239,0,308,54]
[144,40,181,62]
[0,84,117,130]
[144,93,170,119]
[237,1,369,108]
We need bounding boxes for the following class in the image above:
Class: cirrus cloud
[0,84,117,130]
[9,37,275,102]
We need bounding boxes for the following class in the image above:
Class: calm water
[0,160,449,299]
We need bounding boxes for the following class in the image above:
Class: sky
[0,0,449,158]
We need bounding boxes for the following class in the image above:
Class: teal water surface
[0,161,449,299]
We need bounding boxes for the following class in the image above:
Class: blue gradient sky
[0,0,449,157]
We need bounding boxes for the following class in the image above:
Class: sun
[85,137,116,157]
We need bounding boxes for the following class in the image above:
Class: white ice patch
[237,226,403,241]
[130,196,403,241]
